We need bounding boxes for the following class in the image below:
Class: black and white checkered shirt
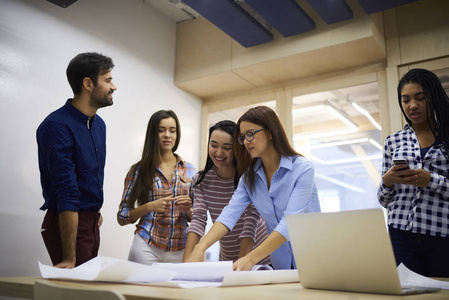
[378,124,449,237]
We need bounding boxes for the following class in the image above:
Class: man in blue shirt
[37,52,117,268]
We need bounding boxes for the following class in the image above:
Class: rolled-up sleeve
[117,167,142,226]
[38,121,81,213]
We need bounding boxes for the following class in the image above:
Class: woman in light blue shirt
[184,106,320,270]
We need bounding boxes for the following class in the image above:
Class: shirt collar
[64,99,96,125]
[174,154,185,167]
[279,155,293,170]
[253,155,292,172]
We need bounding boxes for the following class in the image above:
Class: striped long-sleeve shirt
[117,155,196,251]
[188,167,270,264]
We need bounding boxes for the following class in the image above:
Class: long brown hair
[235,106,300,192]
[127,110,181,207]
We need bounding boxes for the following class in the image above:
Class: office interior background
[0,0,448,285]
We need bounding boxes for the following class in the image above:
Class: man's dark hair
[66,52,114,95]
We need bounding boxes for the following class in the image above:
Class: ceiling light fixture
[310,137,369,149]
[293,104,358,141]
[310,154,382,165]
[352,102,381,130]
[368,138,383,150]
[309,137,383,150]
[315,174,366,193]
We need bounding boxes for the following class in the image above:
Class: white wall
[0,0,201,278]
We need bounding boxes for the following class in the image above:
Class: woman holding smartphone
[184,106,321,270]
[378,69,449,277]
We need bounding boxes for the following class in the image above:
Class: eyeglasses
[238,128,266,145]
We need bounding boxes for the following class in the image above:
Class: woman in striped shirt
[183,120,270,264]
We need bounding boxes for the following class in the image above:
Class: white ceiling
[144,0,198,23]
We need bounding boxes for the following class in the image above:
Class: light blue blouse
[217,155,321,269]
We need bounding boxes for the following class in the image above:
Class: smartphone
[393,159,410,170]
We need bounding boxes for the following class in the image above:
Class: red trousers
[41,209,100,267]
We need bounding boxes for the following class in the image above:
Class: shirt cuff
[117,207,133,225]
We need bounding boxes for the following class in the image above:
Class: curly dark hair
[398,68,449,157]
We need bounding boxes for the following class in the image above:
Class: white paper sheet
[145,262,299,288]
[152,261,233,281]
[39,257,299,288]
[39,256,177,283]
[398,263,449,290]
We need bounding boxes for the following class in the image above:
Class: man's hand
[98,213,103,227]
[54,259,76,269]
[58,210,78,269]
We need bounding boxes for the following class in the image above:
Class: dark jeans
[388,226,449,277]
[41,209,100,267]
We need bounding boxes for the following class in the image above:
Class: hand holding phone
[393,159,410,170]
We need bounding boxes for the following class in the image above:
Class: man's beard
[90,89,113,109]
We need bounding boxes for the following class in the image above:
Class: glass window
[292,82,383,212]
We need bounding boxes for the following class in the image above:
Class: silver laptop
[286,209,440,295]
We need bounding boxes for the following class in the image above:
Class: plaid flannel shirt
[378,124,449,237]
[118,155,196,251]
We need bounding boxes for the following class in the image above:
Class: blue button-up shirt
[217,155,321,269]
[37,99,106,213]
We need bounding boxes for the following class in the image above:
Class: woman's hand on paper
[233,256,254,271]
[183,245,205,263]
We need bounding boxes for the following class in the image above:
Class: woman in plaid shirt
[378,69,449,277]
[117,110,196,265]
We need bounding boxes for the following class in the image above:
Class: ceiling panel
[168,0,423,48]
[306,0,353,24]
[357,0,420,14]
[182,0,273,47]
[244,0,315,37]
